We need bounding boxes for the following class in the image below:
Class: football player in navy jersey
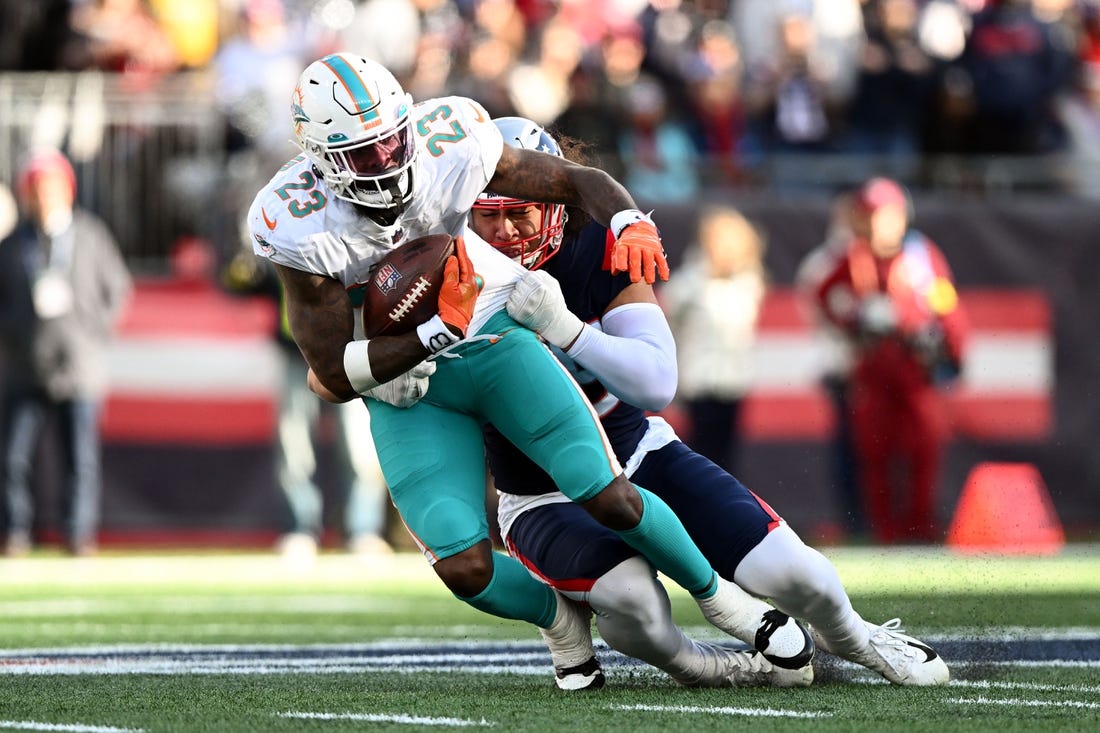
[464,117,951,690]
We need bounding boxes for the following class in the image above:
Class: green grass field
[1,544,1098,732]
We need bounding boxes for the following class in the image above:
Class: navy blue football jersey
[485,222,650,496]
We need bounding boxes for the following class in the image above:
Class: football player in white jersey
[469,118,951,690]
[246,52,813,688]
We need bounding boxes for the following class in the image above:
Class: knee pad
[409,496,489,562]
[589,556,665,627]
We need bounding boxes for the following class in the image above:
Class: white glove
[506,269,584,348]
[364,360,437,408]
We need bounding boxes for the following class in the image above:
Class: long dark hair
[549,128,595,239]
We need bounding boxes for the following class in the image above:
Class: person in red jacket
[814,177,968,544]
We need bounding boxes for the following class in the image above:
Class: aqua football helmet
[472,116,566,270]
[292,53,416,213]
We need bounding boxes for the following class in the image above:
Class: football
[362,233,455,338]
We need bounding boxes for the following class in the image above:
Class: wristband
[417,314,461,354]
[609,209,655,239]
[343,340,380,393]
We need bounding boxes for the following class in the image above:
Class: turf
[0,544,1097,732]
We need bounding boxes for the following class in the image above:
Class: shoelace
[724,651,771,683]
[871,618,921,657]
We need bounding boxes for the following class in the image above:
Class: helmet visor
[335,124,413,177]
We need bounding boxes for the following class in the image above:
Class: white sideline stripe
[0,722,142,733]
[0,662,557,677]
[280,712,493,727]
[105,332,1050,396]
[955,660,1100,669]
[107,338,283,395]
[948,696,1100,710]
[932,628,1100,641]
[0,639,552,656]
[950,679,1100,695]
[749,333,1050,391]
[608,704,830,719]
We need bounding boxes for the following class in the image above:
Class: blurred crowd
[4,0,1100,193]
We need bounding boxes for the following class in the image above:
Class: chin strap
[382,176,406,216]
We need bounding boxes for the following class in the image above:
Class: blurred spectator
[811,178,968,544]
[808,0,865,105]
[731,0,799,74]
[916,0,971,63]
[342,0,422,78]
[731,0,863,105]
[471,0,527,54]
[744,10,835,169]
[617,75,700,204]
[1054,58,1100,195]
[446,0,527,118]
[0,0,73,71]
[553,24,645,177]
[1079,0,1100,62]
[795,188,865,540]
[661,205,767,475]
[148,0,220,69]
[0,149,132,557]
[506,12,585,126]
[845,0,937,179]
[448,31,520,119]
[0,182,15,240]
[221,250,393,563]
[402,0,467,99]
[953,0,1075,154]
[683,20,749,184]
[213,0,315,273]
[64,0,180,80]
[639,0,703,87]
[214,0,312,162]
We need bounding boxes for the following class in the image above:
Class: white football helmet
[472,116,566,270]
[291,53,416,213]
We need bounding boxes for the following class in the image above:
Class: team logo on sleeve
[374,263,402,295]
[253,233,274,256]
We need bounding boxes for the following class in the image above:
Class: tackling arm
[507,274,677,411]
[568,283,678,411]
[488,147,669,283]
[487,146,633,227]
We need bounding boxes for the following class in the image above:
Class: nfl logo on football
[374,263,401,295]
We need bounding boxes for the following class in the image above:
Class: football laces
[388,276,432,322]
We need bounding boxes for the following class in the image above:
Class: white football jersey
[247,96,525,336]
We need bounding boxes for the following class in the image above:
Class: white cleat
[696,575,815,669]
[814,618,950,686]
[677,645,814,688]
[540,592,605,691]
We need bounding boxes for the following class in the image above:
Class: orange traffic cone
[946,462,1064,555]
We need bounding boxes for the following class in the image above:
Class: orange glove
[437,236,483,337]
[610,212,670,284]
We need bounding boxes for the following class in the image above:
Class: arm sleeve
[565,302,678,411]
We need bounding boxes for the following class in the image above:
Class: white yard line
[279,712,493,727]
[948,696,1100,710]
[0,722,142,733]
[949,679,1100,695]
[608,704,830,719]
